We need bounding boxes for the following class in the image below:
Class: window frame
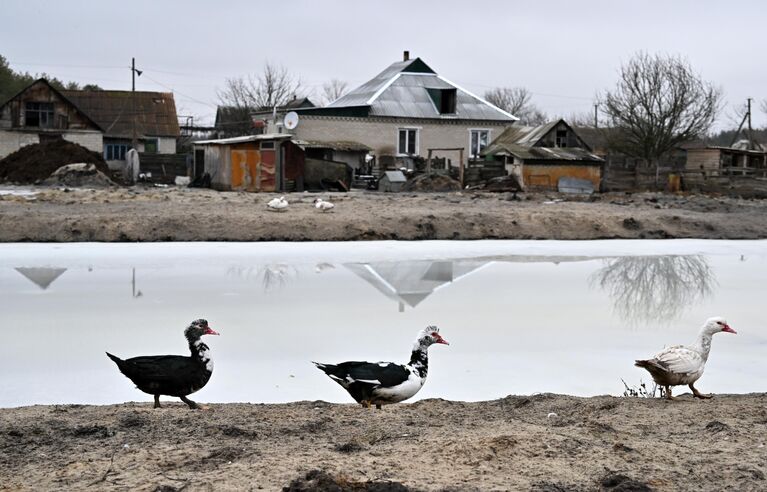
[104,143,129,161]
[469,129,491,159]
[397,127,420,156]
[24,101,54,128]
[555,130,568,148]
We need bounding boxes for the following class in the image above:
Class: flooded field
[1,240,765,408]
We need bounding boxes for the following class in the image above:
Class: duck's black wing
[107,352,206,396]
[314,361,410,387]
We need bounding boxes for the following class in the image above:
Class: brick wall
[291,116,509,164]
[0,131,39,159]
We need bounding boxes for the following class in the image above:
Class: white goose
[313,198,335,212]
[635,316,736,400]
[266,196,289,212]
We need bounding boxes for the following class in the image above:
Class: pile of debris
[42,163,116,187]
[468,174,522,193]
[0,140,111,184]
[402,173,461,192]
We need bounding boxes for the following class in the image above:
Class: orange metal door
[258,149,276,192]
[231,149,260,191]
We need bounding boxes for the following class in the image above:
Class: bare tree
[602,52,722,181]
[589,255,715,325]
[484,87,548,125]
[321,78,348,105]
[217,61,303,110]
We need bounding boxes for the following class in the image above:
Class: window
[144,138,158,154]
[398,128,418,155]
[105,143,129,161]
[25,102,54,128]
[260,141,275,150]
[555,130,568,148]
[470,129,489,158]
[427,88,457,114]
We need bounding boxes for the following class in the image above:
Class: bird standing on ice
[106,319,219,409]
[635,316,736,400]
[313,198,335,212]
[267,196,289,212]
[313,325,449,409]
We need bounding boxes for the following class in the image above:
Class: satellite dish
[284,111,299,130]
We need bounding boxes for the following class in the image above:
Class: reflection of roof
[293,140,371,152]
[345,260,488,309]
[15,267,67,290]
[62,90,180,138]
[298,57,516,121]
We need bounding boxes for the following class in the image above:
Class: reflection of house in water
[345,260,489,311]
[15,267,67,290]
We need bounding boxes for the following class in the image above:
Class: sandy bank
[1,394,765,491]
[2,187,767,242]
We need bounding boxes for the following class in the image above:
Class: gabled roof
[301,57,516,121]
[484,119,603,162]
[0,78,104,131]
[62,89,180,138]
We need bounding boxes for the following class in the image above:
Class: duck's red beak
[722,324,736,334]
[434,334,449,345]
[204,327,220,336]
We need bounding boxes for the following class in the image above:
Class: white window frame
[469,129,491,159]
[397,127,420,156]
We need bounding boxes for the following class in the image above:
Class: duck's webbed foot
[689,383,713,399]
[361,400,371,409]
[180,396,201,409]
[154,395,162,408]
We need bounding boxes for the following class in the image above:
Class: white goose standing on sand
[266,196,289,212]
[635,316,736,400]
[313,198,335,212]
[313,326,448,409]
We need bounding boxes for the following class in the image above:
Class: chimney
[403,50,410,61]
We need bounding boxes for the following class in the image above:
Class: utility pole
[593,102,599,128]
[130,58,142,151]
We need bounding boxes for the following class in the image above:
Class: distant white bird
[635,316,736,400]
[313,198,335,212]
[266,196,289,212]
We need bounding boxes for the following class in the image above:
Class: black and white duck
[313,325,448,409]
[106,318,219,409]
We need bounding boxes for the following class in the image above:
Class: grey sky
[2,0,765,129]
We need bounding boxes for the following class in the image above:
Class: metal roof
[484,119,603,162]
[193,133,292,145]
[293,139,371,152]
[323,57,517,122]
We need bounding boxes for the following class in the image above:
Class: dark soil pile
[402,173,461,192]
[0,140,110,184]
[283,469,419,491]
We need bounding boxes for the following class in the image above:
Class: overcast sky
[2,0,765,129]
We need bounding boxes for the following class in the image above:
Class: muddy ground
[2,186,767,242]
[1,394,765,491]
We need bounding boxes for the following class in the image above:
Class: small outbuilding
[380,170,407,192]
[482,119,603,191]
[192,134,304,192]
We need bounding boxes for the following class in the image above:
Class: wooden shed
[192,134,304,192]
[482,119,603,191]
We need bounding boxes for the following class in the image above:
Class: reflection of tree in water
[226,264,297,292]
[590,255,715,324]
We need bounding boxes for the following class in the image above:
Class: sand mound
[0,140,111,184]
[42,163,116,187]
[402,173,461,192]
